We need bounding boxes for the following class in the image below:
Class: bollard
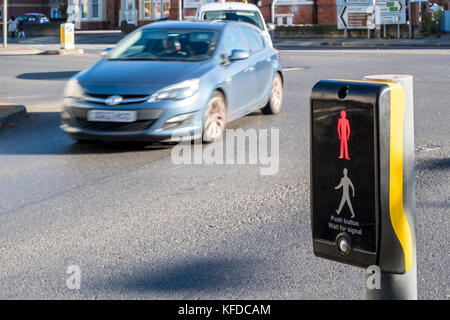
[310,76,417,300]
[60,23,75,50]
[363,74,417,300]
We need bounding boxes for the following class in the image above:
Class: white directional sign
[374,0,406,25]
[337,1,376,30]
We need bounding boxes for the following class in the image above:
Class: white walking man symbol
[335,168,355,218]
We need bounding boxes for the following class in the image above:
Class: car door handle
[245,67,255,72]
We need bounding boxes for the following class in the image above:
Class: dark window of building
[92,0,99,18]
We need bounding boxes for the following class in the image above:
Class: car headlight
[64,79,85,99]
[149,79,200,102]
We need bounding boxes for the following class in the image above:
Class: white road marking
[282,67,304,71]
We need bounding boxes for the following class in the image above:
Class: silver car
[61,21,283,143]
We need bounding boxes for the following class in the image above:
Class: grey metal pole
[3,0,7,48]
[408,0,412,39]
[397,23,400,39]
[178,0,182,20]
[271,0,278,39]
[364,74,417,300]
[383,24,386,38]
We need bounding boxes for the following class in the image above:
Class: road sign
[337,1,376,30]
[375,0,406,24]
[310,79,415,274]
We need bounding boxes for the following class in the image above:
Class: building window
[163,0,170,17]
[92,0,99,19]
[143,0,170,19]
[144,0,152,18]
[51,8,62,19]
[154,1,161,18]
[80,0,88,19]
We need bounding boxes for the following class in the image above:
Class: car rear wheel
[261,73,283,115]
[202,91,227,143]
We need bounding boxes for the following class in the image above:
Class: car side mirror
[229,49,249,61]
[267,23,276,31]
[101,47,114,57]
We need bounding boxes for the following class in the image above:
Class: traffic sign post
[374,0,406,38]
[375,0,406,25]
[310,76,417,299]
[2,0,7,48]
[363,74,417,299]
[338,0,407,38]
[337,0,376,33]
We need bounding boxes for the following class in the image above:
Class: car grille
[84,94,150,106]
[76,118,154,132]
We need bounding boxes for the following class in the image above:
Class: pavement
[0,30,123,55]
[274,34,450,48]
[0,31,449,56]
[0,103,27,128]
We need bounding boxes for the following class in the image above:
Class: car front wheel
[202,91,227,143]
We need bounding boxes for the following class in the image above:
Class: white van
[194,2,275,47]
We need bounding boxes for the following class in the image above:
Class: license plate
[87,110,137,123]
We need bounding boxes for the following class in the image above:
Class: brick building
[0,0,66,20]
[0,0,338,28]
[171,0,337,25]
[2,0,448,30]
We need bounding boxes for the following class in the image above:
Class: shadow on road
[417,200,450,209]
[0,110,270,155]
[16,71,80,81]
[99,257,259,294]
[416,157,450,172]
[0,112,170,155]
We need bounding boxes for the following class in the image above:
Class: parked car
[17,13,50,24]
[194,2,275,47]
[61,21,283,143]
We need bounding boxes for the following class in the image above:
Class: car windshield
[202,10,264,30]
[108,29,219,62]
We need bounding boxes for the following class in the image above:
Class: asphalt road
[0,47,449,299]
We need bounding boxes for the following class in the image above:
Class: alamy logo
[66,265,81,290]
[171,122,280,176]
[366,265,381,290]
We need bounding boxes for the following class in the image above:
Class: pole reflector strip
[387,82,413,272]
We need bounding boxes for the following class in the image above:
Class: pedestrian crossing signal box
[310,79,414,274]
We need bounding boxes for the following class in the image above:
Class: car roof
[141,20,242,31]
[198,2,260,11]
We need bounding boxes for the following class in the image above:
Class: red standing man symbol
[337,110,350,160]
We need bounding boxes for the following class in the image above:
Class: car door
[220,26,256,119]
[240,26,273,107]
